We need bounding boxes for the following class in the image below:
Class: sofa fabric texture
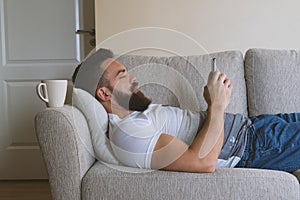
[82,162,298,200]
[245,49,300,116]
[35,106,95,200]
[35,49,300,200]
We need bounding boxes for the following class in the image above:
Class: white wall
[95,0,300,55]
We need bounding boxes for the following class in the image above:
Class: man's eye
[119,72,127,78]
[117,69,127,79]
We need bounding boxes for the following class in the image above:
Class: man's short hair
[73,48,114,96]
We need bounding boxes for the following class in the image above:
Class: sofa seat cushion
[245,48,300,116]
[82,162,299,200]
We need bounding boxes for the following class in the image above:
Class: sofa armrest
[83,162,300,200]
[35,105,95,200]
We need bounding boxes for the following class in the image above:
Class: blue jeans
[237,113,300,172]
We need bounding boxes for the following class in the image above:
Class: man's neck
[103,102,133,118]
[111,107,134,119]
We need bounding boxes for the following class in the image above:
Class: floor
[0,180,52,200]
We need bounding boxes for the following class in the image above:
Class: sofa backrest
[245,48,300,116]
[117,50,248,116]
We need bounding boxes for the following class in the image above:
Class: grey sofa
[35,48,300,200]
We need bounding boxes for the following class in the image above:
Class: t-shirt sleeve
[109,117,161,169]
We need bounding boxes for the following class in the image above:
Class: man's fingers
[208,71,232,90]
[208,71,221,83]
[218,73,227,83]
[224,78,231,88]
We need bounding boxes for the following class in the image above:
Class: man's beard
[112,89,152,112]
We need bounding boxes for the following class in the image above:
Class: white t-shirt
[108,104,250,169]
[108,104,202,168]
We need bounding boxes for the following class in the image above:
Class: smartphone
[211,58,217,72]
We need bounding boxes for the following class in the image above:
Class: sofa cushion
[117,50,248,116]
[72,88,120,164]
[82,162,300,200]
[245,48,300,116]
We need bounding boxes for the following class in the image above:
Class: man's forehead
[101,58,125,74]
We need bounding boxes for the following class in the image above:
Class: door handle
[75,28,95,36]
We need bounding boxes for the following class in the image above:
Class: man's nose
[129,73,137,83]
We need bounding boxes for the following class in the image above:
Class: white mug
[37,80,68,107]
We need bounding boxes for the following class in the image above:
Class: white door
[0,0,95,179]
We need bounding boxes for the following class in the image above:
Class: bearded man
[73,48,300,173]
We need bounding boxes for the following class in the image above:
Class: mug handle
[37,83,49,103]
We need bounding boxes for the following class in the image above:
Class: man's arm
[151,71,232,173]
[151,107,224,173]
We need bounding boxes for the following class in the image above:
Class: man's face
[102,59,151,111]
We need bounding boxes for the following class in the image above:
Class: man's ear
[96,87,112,102]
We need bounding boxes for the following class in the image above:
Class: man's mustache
[130,81,139,92]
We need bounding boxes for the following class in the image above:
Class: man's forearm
[189,106,224,165]
[151,105,225,172]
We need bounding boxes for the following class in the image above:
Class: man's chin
[113,89,151,112]
[129,90,152,112]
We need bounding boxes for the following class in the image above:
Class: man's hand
[204,71,232,110]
